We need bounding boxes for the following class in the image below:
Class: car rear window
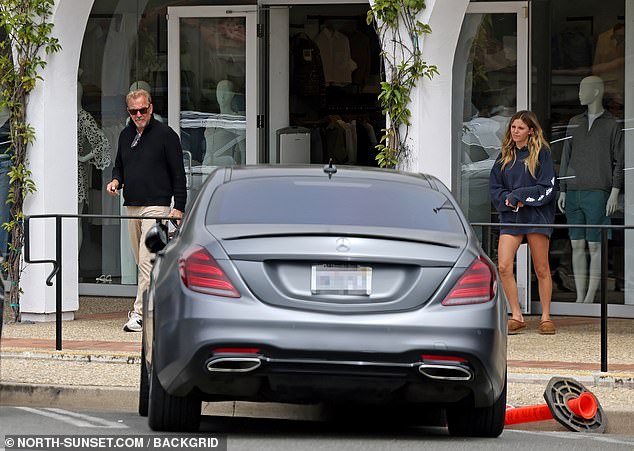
[205,177,464,232]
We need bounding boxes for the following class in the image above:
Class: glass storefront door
[453,1,529,310]
[167,6,258,198]
[454,2,529,226]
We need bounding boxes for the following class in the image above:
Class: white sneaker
[123,311,143,332]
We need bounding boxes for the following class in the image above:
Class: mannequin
[557,75,624,303]
[216,79,235,113]
[77,82,111,249]
[203,79,246,165]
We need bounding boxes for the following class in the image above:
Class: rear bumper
[177,348,490,405]
[149,294,506,408]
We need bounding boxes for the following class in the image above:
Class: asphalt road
[1,406,634,451]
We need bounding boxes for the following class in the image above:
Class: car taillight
[421,354,468,363]
[441,257,496,306]
[213,348,260,354]
[179,246,240,298]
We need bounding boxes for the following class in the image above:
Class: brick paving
[1,337,140,353]
[508,359,634,372]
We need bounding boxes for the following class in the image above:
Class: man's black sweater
[112,117,187,212]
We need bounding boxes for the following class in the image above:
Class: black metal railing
[22,214,630,372]
[473,222,628,373]
[24,213,174,351]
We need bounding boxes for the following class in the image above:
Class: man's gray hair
[126,89,152,105]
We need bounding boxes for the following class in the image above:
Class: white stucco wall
[403,0,470,189]
[20,0,94,321]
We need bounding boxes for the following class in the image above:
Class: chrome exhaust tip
[205,357,262,373]
[418,363,473,381]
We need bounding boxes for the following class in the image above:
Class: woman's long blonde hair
[499,110,550,178]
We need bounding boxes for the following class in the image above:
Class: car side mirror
[145,223,169,253]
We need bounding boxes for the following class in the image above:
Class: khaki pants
[126,205,171,315]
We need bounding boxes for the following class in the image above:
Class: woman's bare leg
[527,233,552,322]
[497,234,524,321]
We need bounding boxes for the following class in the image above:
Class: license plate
[311,264,372,295]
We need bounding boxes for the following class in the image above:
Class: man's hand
[106,179,120,196]
[169,208,183,225]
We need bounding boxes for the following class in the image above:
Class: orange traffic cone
[505,391,597,425]
[505,377,606,433]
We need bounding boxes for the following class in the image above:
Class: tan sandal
[508,318,526,335]
[539,319,556,335]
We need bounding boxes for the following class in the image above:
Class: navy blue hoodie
[489,146,556,235]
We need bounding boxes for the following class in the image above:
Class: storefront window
[453,7,522,238]
[77,0,237,289]
[455,0,632,313]
[178,16,247,167]
[533,0,628,308]
[78,0,379,292]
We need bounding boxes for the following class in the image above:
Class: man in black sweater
[107,89,186,332]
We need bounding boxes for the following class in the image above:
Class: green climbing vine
[0,0,61,323]
[367,0,438,168]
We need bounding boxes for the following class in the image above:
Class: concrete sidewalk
[1,296,633,434]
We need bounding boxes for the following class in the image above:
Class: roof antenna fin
[323,159,337,179]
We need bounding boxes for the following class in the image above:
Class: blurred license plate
[311,264,372,295]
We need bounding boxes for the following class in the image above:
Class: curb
[4,351,633,388]
[1,381,632,435]
[508,368,634,388]
[1,349,140,364]
[595,373,634,388]
[0,382,138,412]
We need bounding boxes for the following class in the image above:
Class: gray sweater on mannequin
[559,110,623,193]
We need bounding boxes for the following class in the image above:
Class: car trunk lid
[207,224,467,313]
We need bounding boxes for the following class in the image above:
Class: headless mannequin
[77,83,89,249]
[77,82,111,249]
[203,80,245,165]
[557,76,620,303]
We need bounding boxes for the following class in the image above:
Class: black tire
[148,351,201,432]
[138,342,149,417]
[446,377,507,438]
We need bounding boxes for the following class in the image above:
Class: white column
[20,0,94,321]
[401,0,470,189]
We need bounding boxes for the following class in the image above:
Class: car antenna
[323,159,337,179]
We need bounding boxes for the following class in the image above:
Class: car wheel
[446,376,507,437]
[138,341,149,417]
[148,350,201,432]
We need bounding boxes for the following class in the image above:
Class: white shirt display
[315,28,357,86]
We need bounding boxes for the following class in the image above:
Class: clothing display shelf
[180,110,245,131]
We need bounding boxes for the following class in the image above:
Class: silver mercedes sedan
[138,164,507,437]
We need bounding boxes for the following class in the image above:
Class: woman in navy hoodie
[489,110,557,335]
